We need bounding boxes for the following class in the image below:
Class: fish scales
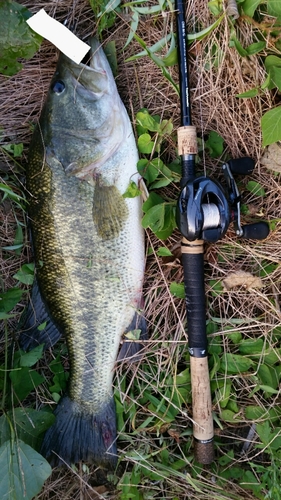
[22,39,145,467]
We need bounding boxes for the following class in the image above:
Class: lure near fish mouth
[21,38,146,467]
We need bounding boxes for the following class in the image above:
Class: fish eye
[51,80,65,94]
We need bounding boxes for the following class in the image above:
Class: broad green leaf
[242,0,261,17]
[228,330,243,344]
[217,380,232,408]
[137,133,154,154]
[170,282,185,299]
[221,409,240,422]
[246,41,266,56]
[157,247,173,257]
[0,439,51,500]
[122,181,141,198]
[0,1,42,76]
[208,0,223,16]
[0,288,24,313]
[269,66,281,91]
[137,158,162,184]
[142,203,176,240]
[238,338,264,355]
[220,353,254,374]
[268,0,281,18]
[246,180,266,197]
[17,345,44,368]
[9,367,44,402]
[2,143,23,157]
[261,106,281,147]
[264,55,281,72]
[142,191,164,213]
[13,263,35,285]
[0,409,55,449]
[205,130,224,158]
[136,111,160,132]
[236,88,259,98]
[245,405,281,421]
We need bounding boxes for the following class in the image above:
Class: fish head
[40,38,129,179]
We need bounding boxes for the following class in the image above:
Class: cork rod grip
[190,356,214,464]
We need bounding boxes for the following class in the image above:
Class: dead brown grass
[1,0,281,499]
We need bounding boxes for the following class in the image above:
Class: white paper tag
[26,9,90,64]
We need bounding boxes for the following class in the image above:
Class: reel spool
[176,157,270,243]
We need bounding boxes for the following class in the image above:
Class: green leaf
[137,133,154,154]
[231,36,248,57]
[261,107,281,147]
[246,180,266,197]
[137,158,160,184]
[18,345,44,368]
[220,353,254,374]
[122,181,141,198]
[245,405,281,421]
[236,88,259,98]
[136,111,160,132]
[0,439,51,500]
[205,130,224,158]
[268,0,281,18]
[104,41,118,76]
[0,409,55,449]
[124,9,139,48]
[208,0,223,16]
[142,203,176,240]
[221,409,240,422]
[242,0,261,17]
[2,143,23,158]
[170,282,185,299]
[0,1,43,76]
[228,330,243,344]
[10,367,44,402]
[0,288,24,313]
[125,34,172,63]
[157,247,173,257]
[239,338,264,355]
[245,41,266,56]
[124,329,141,341]
[13,263,35,285]
[187,14,224,42]
[142,192,164,213]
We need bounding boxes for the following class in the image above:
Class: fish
[20,38,145,468]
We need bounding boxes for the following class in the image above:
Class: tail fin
[41,396,117,468]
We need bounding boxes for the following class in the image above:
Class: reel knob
[241,222,270,240]
[228,157,255,176]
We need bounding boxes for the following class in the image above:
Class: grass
[1,0,281,498]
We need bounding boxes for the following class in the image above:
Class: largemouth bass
[21,38,145,467]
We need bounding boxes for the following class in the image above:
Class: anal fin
[19,278,62,351]
[118,311,147,362]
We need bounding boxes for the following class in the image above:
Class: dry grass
[1,0,281,499]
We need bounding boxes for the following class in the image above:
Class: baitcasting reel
[176,157,270,243]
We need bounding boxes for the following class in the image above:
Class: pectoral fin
[92,183,129,240]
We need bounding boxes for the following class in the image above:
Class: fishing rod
[175,0,269,464]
